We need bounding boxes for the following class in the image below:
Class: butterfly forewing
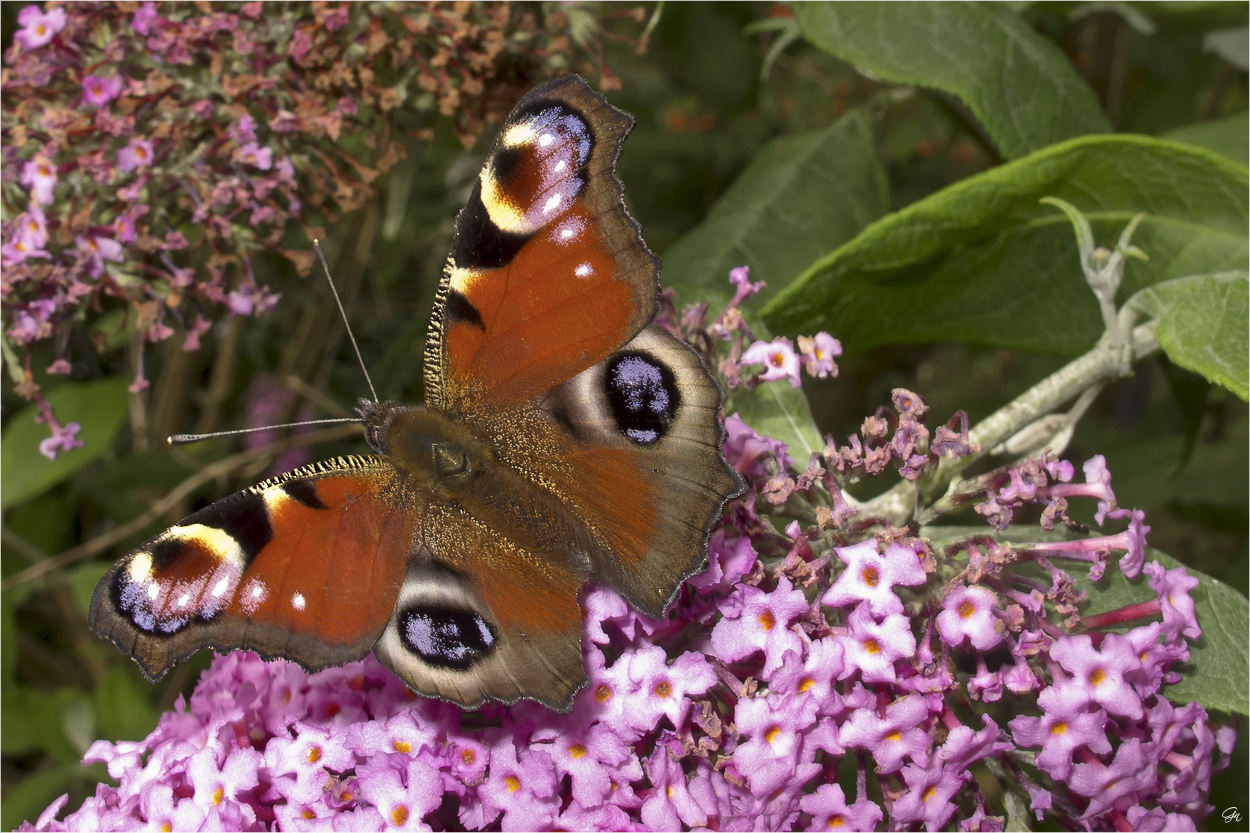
[89,457,415,680]
[425,75,657,413]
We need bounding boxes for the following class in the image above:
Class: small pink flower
[728,265,766,307]
[937,585,1005,651]
[741,337,802,387]
[39,420,83,460]
[132,1,160,35]
[229,114,258,144]
[81,74,124,107]
[118,138,155,172]
[798,332,841,378]
[2,235,49,264]
[237,142,274,170]
[15,4,66,49]
[822,540,927,617]
[17,205,49,250]
[20,156,57,204]
[76,234,125,277]
[184,315,213,351]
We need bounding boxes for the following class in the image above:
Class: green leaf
[760,136,1249,353]
[0,686,88,765]
[1158,355,1213,473]
[93,666,158,742]
[0,766,74,833]
[1163,112,1250,166]
[795,2,1110,160]
[1128,271,1249,400]
[726,381,824,461]
[68,562,112,619]
[0,379,129,511]
[660,111,888,310]
[1075,549,1250,716]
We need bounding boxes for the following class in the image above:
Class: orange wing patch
[89,458,415,680]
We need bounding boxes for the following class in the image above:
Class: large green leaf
[1075,549,1250,716]
[1128,272,1249,400]
[1,379,129,510]
[660,111,888,309]
[795,2,1109,160]
[761,136,1249,354]
[93,666,158,743]
[1163,112,1250,166]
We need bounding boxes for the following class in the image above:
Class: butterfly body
[90,75,743,711]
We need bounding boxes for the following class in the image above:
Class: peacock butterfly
[89,74,744,712]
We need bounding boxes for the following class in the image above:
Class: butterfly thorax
[357,399,492,500]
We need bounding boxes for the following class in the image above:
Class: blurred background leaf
[795,1,1112,159]
[760,136,1248,350]
[1,380,128,511]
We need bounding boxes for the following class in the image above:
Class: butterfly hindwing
[373,503,588,711]
[425,74,657,413]
[89,457,415,681]
[527,324,744,617]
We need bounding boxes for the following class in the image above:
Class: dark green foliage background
[2,2,1247,829]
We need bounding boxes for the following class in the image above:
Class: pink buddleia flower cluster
[1,1,606,449]
[24,271,1235,832]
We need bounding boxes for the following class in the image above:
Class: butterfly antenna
[314,239,379,403]
[169,418,362,445]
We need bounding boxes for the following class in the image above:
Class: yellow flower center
[1088,668,1106,686]
[863,638,881,655]
[393,740,411,754]
[505,774,521,793]
[958,600,976,619]
[569,743,587,759]
[654,681,672,698]
[758,610,776,631]
[391,806,409,826]
[862,566,880,587]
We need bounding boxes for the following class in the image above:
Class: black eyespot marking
[491,145,524,186]
[280,479,327,510]
[148,536,186,573]
[398,606,496,670]
[444,289,485,331]
[184,491,272,567]
[603,352,680,445]
[450,180,532,271]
